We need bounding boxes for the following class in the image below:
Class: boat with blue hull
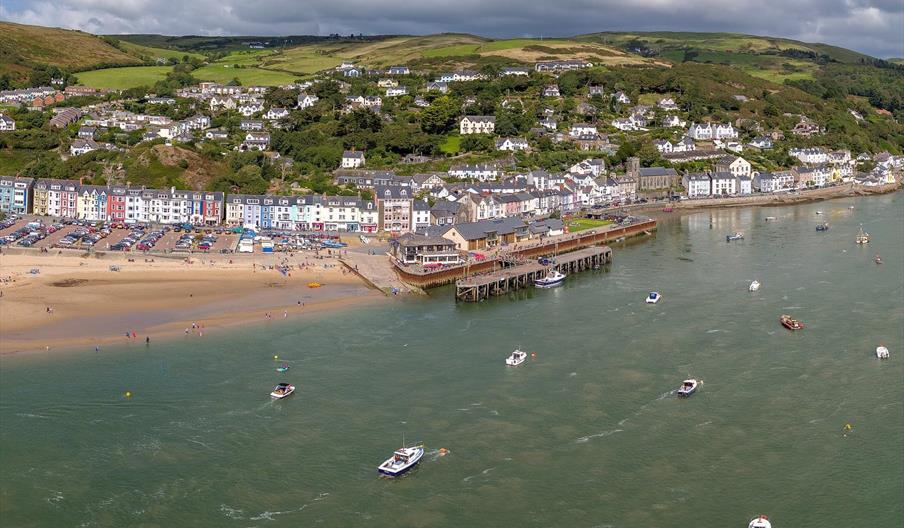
[534,269,566,288]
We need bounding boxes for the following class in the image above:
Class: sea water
[1,193,902,527]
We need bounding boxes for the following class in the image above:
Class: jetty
[455,246,611,302]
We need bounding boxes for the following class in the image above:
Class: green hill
[0,21,142,80]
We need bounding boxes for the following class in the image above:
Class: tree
[209,164,268,194]
[420,96,458,134]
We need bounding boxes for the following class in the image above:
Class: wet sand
[0,253,383,355]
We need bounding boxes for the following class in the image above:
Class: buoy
[531,352,537,358]
[124,391,132,398]
[273,355,279,360]
[438,448,448,456]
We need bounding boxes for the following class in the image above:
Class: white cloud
[1,0,902,57]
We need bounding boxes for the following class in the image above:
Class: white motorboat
[816,210,824,215]
[534,269,566,288]
[506,349,527,366]
[377,445,424,477]
[748,515,772,528]
[677,379,698,397]
[270,382,295,399]
[645,291,661,304]
[876,346,890,359]
[749,280,761,292]
[856,225,870,244]
[726,232,744,242]
[764,216,776,222]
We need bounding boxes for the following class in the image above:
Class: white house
[342,150,365,169]
[569,123,598,137]
[495,137,530,151]
[0,114,15,131]
[661,115,685,128]
[613,91,631,104]
[297,93,319,109]
[710,172,737,195]
[658,98,679,111]
[714,123,738,139]
[265,107,289,120]
[388,66,410,76]
[682,172,711,198]
[715,155,752,178]
[70,138,98,156]
[238,102,264,117]
[385,86,409,97]
[737,175,752,195]
[789,147,828,164]
[749,136,773,149]
[611,118,636,131]
[543,85,560,98]
[653,140,673,153]
[674,136,696,153]
[688,122,713,140]
[459,116,496,135]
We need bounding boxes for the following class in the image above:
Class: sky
[1,0,902,58]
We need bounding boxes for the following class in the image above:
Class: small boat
[816,222,829,231]
[276,364,290,373]
[726,232,744,242]
[764,216,776,222]
[876,346,889,359]
[780,314,804,331]
[855,225,870,244]
[749,515,772,528]
[662,206,673,213]
[307,282,321,288]
[505,349,527,366]
[645,291,661,304]
[749,280,760,292]
[377,445,424,477]
[270,382,295,399]
[677,379,698,397]
[815,210,824,215]
[874,254,882,265]
[534,269,566,288]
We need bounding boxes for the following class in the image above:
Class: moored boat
[276,363,290,373]
[270,382,295,399]
[677,379,698,397]
[856,225,870,244]
[377,445,424,477]
[645,291,661,304]
[874,254,882,264]
[764,216,776,222]
[780,314,804,330]
[749,280,760,292]
[816,210,823,215]
[748,515,772,528]
[505,349,527,366]
[876,346,889,359]
[816,222,829,231]
[726,232,744,242]
[534,269,566,288]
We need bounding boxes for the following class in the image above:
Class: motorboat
[816,210,824,215]
[749,515,772,528]
[534,269,566,288]
[726,232,744,242]
[749,280,761,292]
[270,383,295,399]
[855,225,870,244]
[506,349,527,366]
[876,346,889,359]
[276,364,290,373]
[645,291,661,304]
[874,254,882,265]
[816,222,829,231]
[676,379,698,397]
[780,314,804,331]
[764,216,776,222]
[377,445,424,477]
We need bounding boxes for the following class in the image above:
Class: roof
[528,218,564,234]
[685,172,710,181]
[343,151,365,159]
[638,167,677,177]
[452,217,527,241]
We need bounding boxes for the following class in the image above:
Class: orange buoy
[531,352,537,358]
[438,448,449,456]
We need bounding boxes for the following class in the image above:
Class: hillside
[0,21,141,79]
[577,31,877,84]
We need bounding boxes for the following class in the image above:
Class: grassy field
[439,135,461,154]
[567,218,613,232]
[259,48,343,75]
[75,66,173,89]
[116,40,205,62]
[191,64,298,86]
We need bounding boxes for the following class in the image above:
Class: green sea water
[2,193,902,527]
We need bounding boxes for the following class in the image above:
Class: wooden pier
[455,246,612,302]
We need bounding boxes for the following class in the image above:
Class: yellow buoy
[124,391,132,398]
[273,355,279,360]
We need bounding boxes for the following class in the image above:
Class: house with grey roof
[443,217,530,251]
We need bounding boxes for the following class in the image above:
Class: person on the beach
[145,336,150,345]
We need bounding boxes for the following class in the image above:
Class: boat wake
[706,329,723,334]
[575,429,623,443]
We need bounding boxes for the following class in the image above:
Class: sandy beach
[0,252,382,355]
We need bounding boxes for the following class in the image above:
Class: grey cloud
[2,0,902,57]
